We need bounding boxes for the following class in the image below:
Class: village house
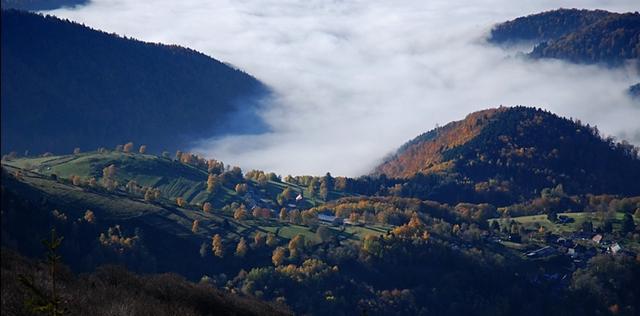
[317,214,343,226]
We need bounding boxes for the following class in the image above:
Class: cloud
[47,0,640,176]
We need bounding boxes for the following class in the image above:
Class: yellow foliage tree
[234,205,247,220]
[288,234,304,259]
[272,247,286,266]
[212,234,224,258]
[235,183,248,195]
[289,210,301,225]
[235,237,248,257]
[207,174,219,193]
[71,175,82,186]
[84,210,95,223]
[266,233,278,247]
[253,232,265,248]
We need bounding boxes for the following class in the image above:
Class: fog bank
[48,0,640,176]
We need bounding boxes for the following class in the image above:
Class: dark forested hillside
[374,107,640,202]
[489,9,640,66]
[529,13,640,65]
[1,248,289,316]
[1,10,269,155]
[630,83,640,99]
[489,8,612,44]
[1,0,86,11]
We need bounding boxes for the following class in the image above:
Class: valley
[1,3,639,316]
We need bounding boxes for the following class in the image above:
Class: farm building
[318,214,343,226]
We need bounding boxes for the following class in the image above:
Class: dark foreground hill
[489,9,640,66]
[374,107,640,201]
[1,248,289,316]
[1,10,269,155]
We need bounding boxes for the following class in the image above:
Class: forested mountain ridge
[529,12,640,65]
[489,8,612,44]
[1,9,269,155]
[374,106,640,200]
[489,9,640,66]
[630,83,640,99]
[1,0,87,11]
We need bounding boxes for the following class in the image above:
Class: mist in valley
[48,0,640,176]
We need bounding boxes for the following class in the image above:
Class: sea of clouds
[48,0,640,176]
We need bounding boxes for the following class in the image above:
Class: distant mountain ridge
[489,9,612,44]
[489,9,640,66]
[374,106,640,198]
[630,83,640,99]
[1,10,269,155]
[0,0,87,11]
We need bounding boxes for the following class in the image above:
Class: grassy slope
[2,152,379,244]
[490,212,638,234]
[4,151,347,208]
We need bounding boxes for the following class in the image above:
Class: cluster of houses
[241,188,306,217]
[525,232,635,264]
[241,188,362,227]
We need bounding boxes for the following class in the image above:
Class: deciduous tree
[83,210,95,223]
[253,232,265,248]
[236,237,248,257]
[289,210,302,225]
[203,202,212,213]
[207,174,219,193]
[212,234,224,258]
[192,220,199,233]
[266,233,278,247]
[123,142,134,153]
[288,234,304,259]
[235,183,248,195]
[234,205,248,220]
[272,247,286,266]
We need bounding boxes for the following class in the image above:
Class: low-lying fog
[49,0,640,176]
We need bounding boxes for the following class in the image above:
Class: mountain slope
[374,106,640,198]
[1,10,269,155]
[0,150,352,279]
[529,12,640,65]
[489,8,612,44]
[630,83,640,99]
[1,0,86,10]
[489,9,640,66]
